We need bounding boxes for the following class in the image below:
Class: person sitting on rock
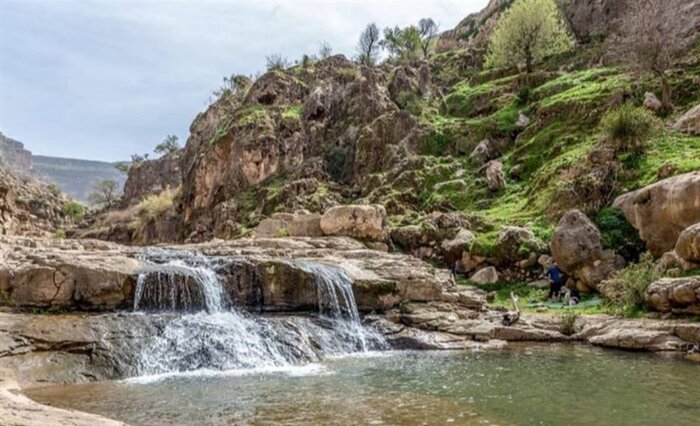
[546,261,564,301]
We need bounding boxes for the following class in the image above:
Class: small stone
[643,92,662,113]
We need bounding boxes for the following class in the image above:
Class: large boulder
[471,266,499,285]
[550,210,619,288]
[613,171,700,256]
[287,213,324,237]
[647,277,700,316]
[441,228,476,265]
[469,139,497,166]
[320,204,388,241]
[676,223,700,264]
[485,160,506,192]
[493,226,543,266]
[673,104,700,135]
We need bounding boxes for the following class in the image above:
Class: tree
[266,54,289,71]
[418,18,439,59]
[381,26,422,62]
[88,179,119,208]
[114,162,131,174]
[616,0,689,112]
[319,41,333,59]
[357,23,381,66]
[154,134,180,155]
[212,74,252,100]
[485,0,574,74]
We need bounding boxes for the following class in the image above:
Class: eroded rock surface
[614,171,700,256]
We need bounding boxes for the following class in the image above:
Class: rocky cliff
[0,132,126,202]
[0,168,72,237]
[92,0,700,306]
[0,132,33,173]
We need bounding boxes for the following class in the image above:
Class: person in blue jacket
[546,260,565,301]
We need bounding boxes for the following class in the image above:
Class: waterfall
[134,249,230,313]
[132,250,386,379]
[295,261,373,352]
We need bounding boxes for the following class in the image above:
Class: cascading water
[132,249,385,379]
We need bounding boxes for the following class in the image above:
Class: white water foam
[130,251,387,381]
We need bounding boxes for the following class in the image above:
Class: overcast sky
[0,0,488,162]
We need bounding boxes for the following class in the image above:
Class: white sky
[0,0,489,161]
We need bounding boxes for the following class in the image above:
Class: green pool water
[27,344,700,426]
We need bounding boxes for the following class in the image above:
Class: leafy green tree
[63,201,86,222]
[381,26,421,62]
[154,135,180,155]
[357,23,381,66]
[485,0,574,74]
[88,179,120,208]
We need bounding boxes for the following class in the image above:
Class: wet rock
[0,376,126,425]
[320,204,388,241]
[613,171,700,256]
[675,223,700,263]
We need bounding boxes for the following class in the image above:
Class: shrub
[602,253,661,313]
[600,103,660,154]
[53,229,66,239]
[560,311,579,336]
[266,54,289,71]
[134,187,177,223]
[516,86,531,105]
[594,207,645,261]
[63,201,86,222]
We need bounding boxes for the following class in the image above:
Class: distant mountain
[0,131,126,202]
[33,155,126,202]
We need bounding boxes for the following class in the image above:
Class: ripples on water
[28,345,700,426]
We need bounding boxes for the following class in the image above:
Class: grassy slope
[393,43,700,246]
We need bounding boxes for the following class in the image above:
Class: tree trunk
[525,53,533,75]
[658,70,672,113]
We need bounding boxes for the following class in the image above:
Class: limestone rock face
[122,152,181,206]
[673,103,700,135]
[0,237,139,310]
[320,205,388,241]
[676,223,700,263]
[0,169,71,237]
[550,210,618,288]
[613,171,700,256]
[647,277,700,315]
